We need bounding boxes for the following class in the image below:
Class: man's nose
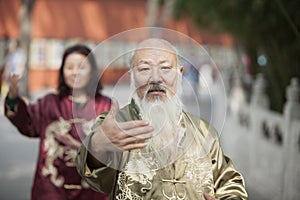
[150,67,162,82]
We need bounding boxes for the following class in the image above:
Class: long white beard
[133,91,183,167]
[127,71,184,171]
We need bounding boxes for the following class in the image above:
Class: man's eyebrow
[136,59,173,67]
[159,60,171,65]
[137,60,152,65]
[138,60,171,65]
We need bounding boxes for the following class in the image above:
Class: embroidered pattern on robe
[42,117,94,187]
[115,139,214,199]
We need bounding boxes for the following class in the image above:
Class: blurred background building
[0,0,237,99]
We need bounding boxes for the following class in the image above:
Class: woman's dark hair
[57,44,103,98]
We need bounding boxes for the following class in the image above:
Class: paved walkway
[0,98,38,200]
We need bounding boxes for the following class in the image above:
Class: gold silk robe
[76,101,248,200]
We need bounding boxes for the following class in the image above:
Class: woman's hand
[8,74,19,99]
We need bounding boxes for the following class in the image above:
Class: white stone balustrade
[221,76,300,200]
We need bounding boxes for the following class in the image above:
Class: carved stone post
[283,78,300,120]
[248,74,270,181]
[228,71,246,120]
[282,78,300,200]
[250,73,269,109]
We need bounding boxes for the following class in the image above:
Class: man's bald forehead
[135,38,176,53]
[129,38,180,68]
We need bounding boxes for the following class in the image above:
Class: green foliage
[174,0,300,112]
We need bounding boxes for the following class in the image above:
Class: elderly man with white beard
[76,38,248,200]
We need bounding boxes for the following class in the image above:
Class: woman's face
[63,53,91,90]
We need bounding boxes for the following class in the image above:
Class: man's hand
[91,98,153,154]
[8,74,19,99]
[203,193,218,200]
[55,134,81,149]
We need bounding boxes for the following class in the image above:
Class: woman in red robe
[4,45,111,200]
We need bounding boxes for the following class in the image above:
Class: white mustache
[147,85,166,94]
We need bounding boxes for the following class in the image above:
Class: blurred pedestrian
[182,59,199,99]
[4,44,111,200]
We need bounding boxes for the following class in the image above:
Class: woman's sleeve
[4,96,45,137]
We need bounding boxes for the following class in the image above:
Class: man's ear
[179,66,184,75]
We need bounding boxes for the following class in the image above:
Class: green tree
[173,0,300,112]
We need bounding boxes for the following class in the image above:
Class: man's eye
[161,66,171,70]
[138,67,150,71]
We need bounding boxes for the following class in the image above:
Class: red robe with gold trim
[5,93,111,200]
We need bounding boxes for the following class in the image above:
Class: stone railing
[222,75,300,200]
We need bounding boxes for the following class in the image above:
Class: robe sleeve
[76,113,118,195]
[180,113,248,200]
[4,96,46,137]
[208,126,248,200]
